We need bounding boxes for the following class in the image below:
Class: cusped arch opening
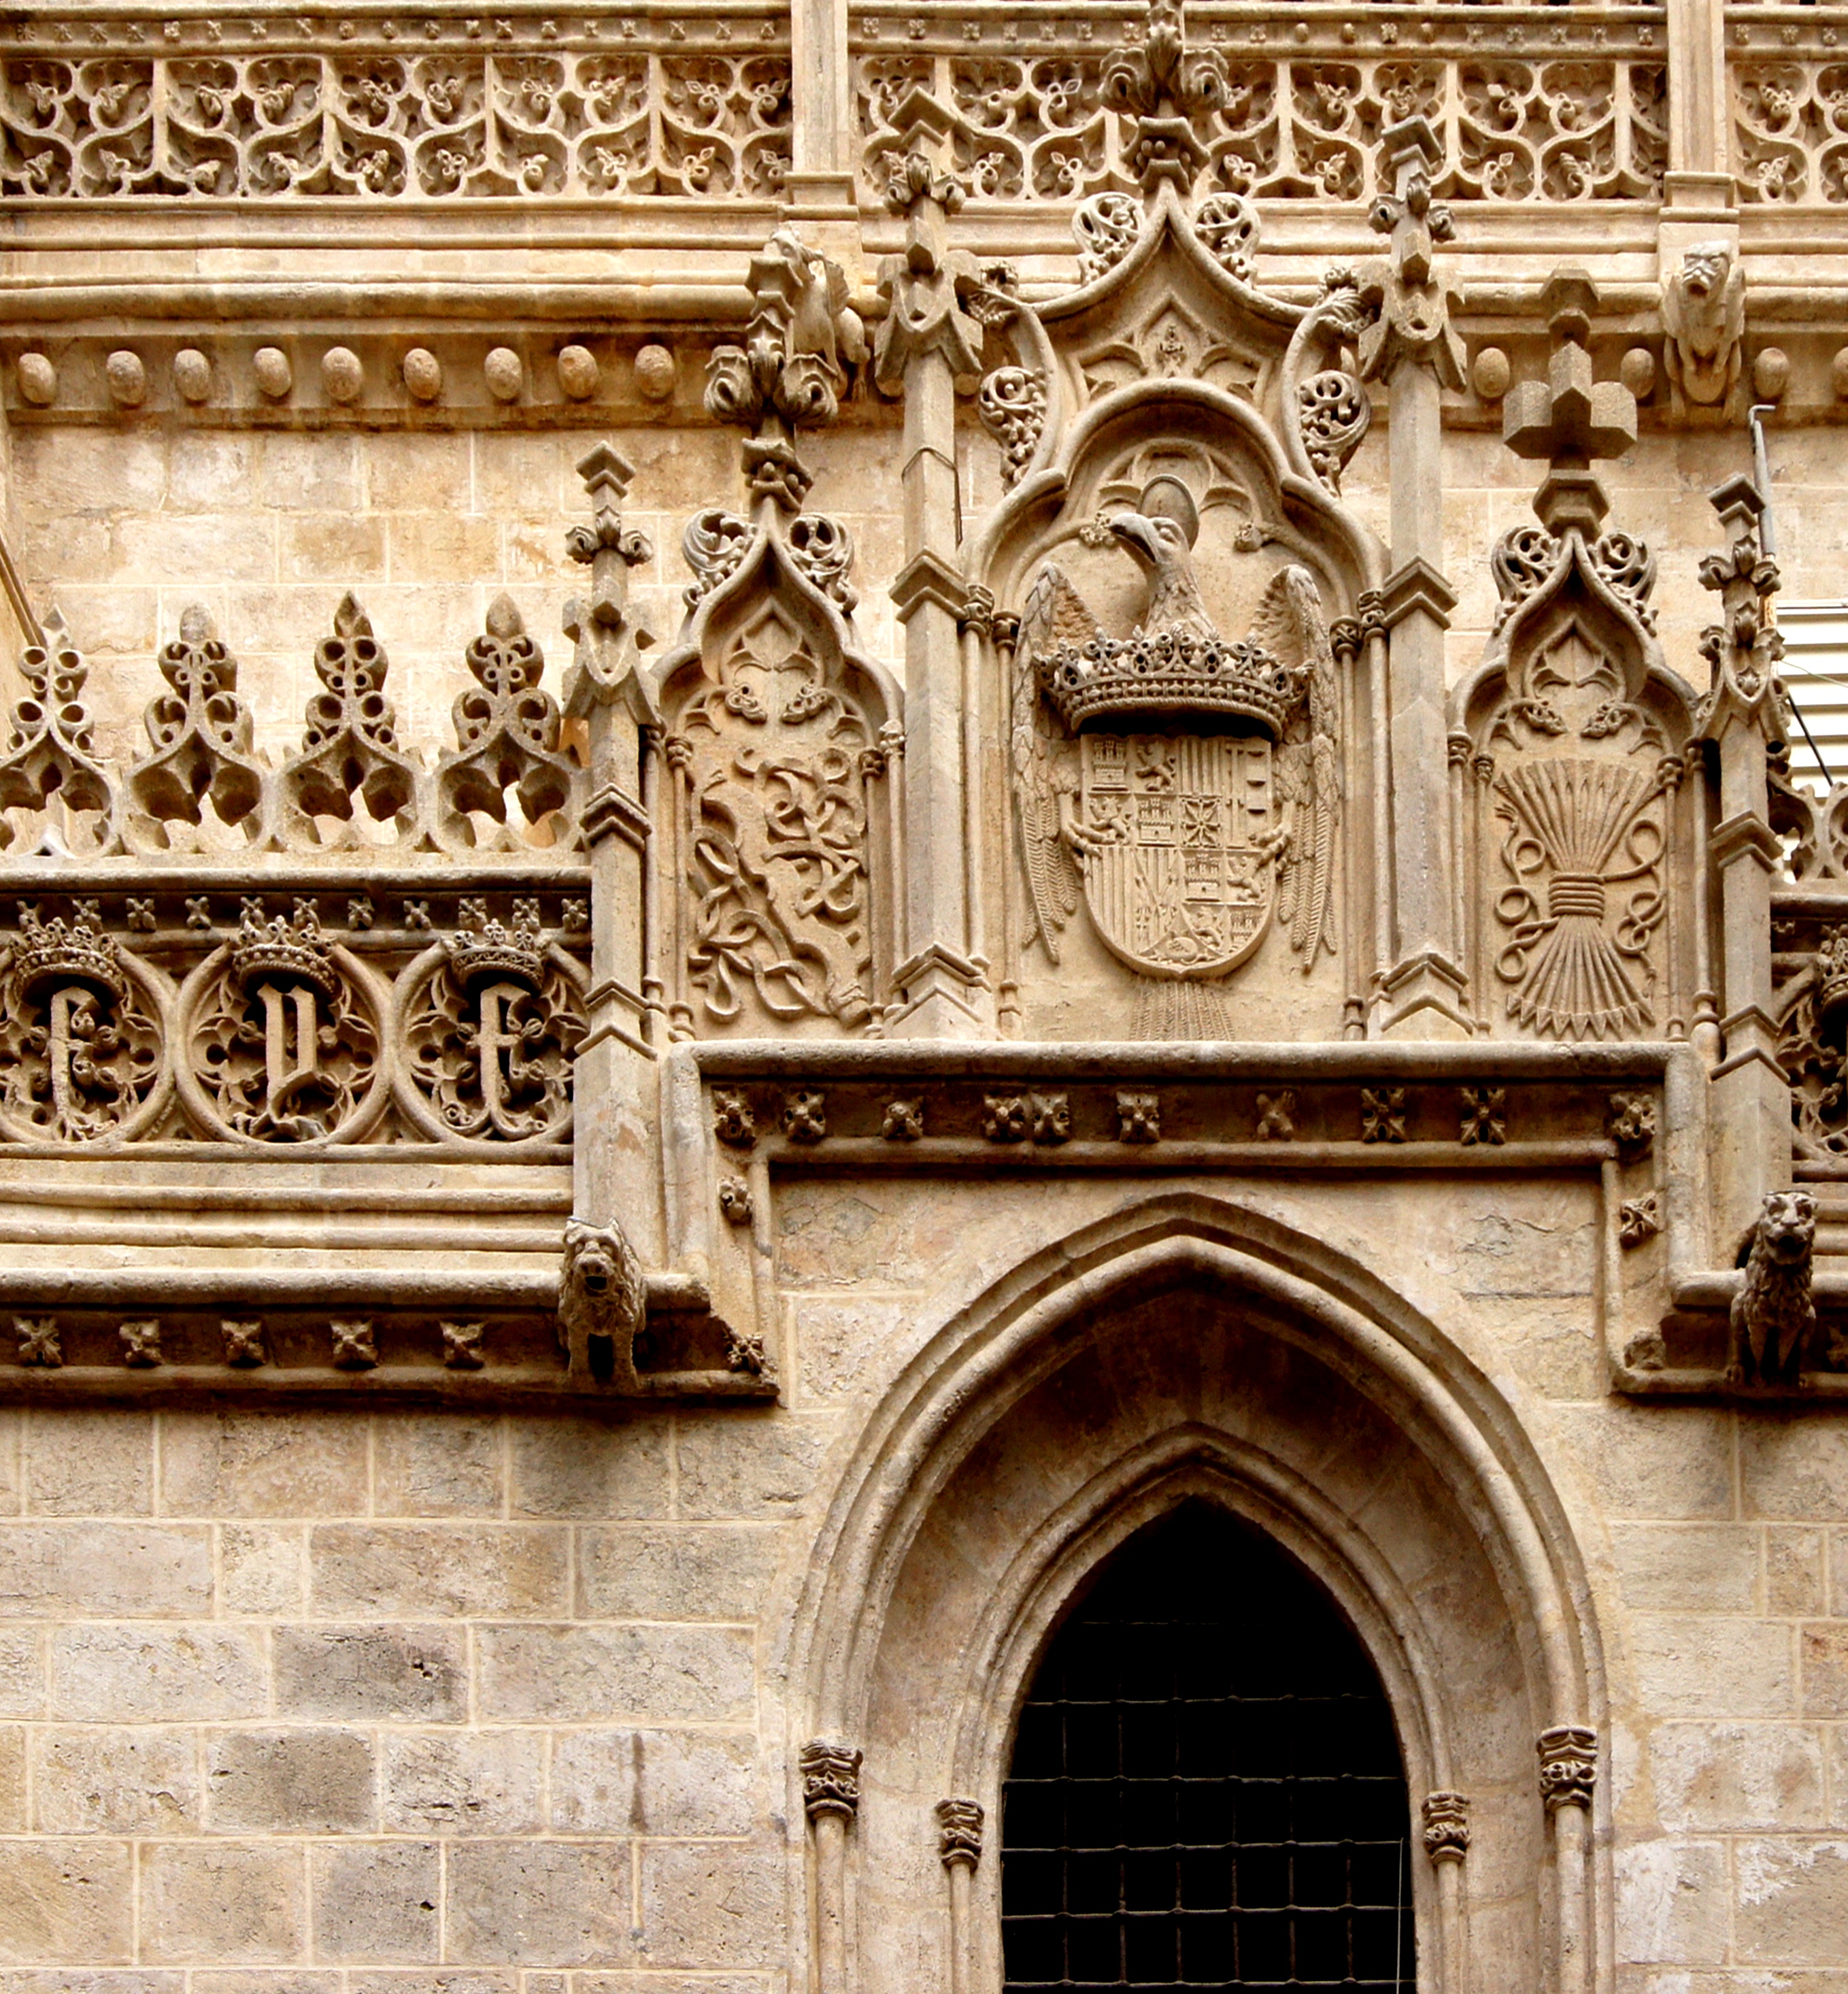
[838,1260,1566,1994]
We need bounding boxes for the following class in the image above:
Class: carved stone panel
[0,906,169,1142]
[178,901,389,1143]
[673,604,879,1033]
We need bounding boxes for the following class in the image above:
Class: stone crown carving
[1039,627,1297,736]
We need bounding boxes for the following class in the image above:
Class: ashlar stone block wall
[0,1174,1830,1983]
[0,1401,811,1989]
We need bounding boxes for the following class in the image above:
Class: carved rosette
[800,1740,862,1822]
[394,903,586,1146]
[0,906,169,1143]
[178,900,388,1144]
[1536,1725,1597,1812]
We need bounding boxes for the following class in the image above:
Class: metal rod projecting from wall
[1747,403,1833,784]
[0,526,42,654]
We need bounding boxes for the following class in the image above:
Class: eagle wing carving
[1251,564,1341,968]
[1012,565,1092,963]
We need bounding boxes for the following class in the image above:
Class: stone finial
[1358,119,1464,392]
[1697,471,1789,748]
[1501,270,1637,539]
[801,1740,862,1822]
[705,230,864,513]
[873,88,984,395]
[1422,1791,1470,1863]
[937,1796,984,1869]
[563,444,658,724]
[1099,0,1224,193]
[1536,1724,1597,1811]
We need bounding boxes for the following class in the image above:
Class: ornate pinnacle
[873,86,985,393]
[1697,473,1790,746]
[563,445,658,725]
[565,446,651,625]
[706,229,864,514]
[1358,120,1464,395]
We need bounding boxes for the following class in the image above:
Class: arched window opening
[1001,1501,1414,1993]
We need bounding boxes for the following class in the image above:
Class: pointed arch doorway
[1001,1501,1414,1994]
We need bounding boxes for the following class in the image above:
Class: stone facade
[3,0,1848,1984]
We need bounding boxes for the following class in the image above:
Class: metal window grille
[1002,1502,1413,1993]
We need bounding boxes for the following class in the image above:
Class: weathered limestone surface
[6,0,1848,1980]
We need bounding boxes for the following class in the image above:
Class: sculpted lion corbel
[1662,242,1745,422]
[558,1216,646,1391]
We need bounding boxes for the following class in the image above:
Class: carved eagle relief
[1011,478,1341,998]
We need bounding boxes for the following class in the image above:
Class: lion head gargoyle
[1662,242,1745,421]
[558,1217,646,1391]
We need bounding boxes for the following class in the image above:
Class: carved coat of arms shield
[1077,729,1276,978]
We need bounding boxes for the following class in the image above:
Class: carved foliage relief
[671,605,880,1033]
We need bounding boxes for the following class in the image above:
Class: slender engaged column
[1538,1726,1596,1994]
[1422,1791,1470,1994]
[875,91,996,1037]
[937,1797,984,1994]
[803,1740,862,1994]
[1359,120,1471,1037]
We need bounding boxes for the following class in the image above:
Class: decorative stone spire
[1698,473,1789,747]
[872,88,984,395]
[1359,120,1464,393]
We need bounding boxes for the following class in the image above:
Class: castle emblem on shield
[1011,475,1341,1018]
